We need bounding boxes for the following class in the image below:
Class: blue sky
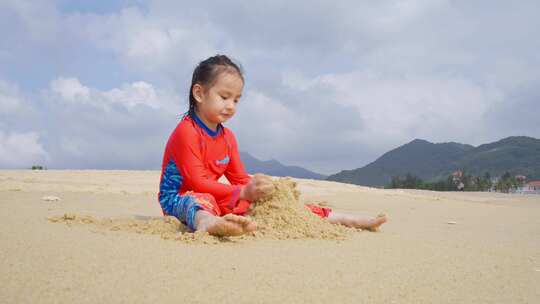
[1,0,539,174]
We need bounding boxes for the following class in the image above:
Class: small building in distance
[452,170,463,178]
[517,180,540,194]
[515,175,527,183]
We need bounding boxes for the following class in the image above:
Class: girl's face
[193,71,244,130]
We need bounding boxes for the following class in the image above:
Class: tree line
[385,171,525,193]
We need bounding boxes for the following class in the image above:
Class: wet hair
[187,54,244,118]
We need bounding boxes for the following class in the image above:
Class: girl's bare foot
[195,211,257,237]
[328,212,388,231]
[354,214,387,231]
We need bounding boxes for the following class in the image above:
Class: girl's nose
[225,100,235,110]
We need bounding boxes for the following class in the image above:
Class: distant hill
[240,152,326,180]
[327,136,540,187]
[455,136,540,179]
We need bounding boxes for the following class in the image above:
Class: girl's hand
[240,173,274,202]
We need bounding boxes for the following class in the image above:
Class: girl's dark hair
[187,54,244,117]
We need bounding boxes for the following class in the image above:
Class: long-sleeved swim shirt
[158,113,252,215]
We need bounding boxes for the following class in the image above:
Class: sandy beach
[1,170,539,303]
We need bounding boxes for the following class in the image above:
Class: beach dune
[0,170,539,303]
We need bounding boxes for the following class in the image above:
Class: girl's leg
[327,212,387,231]
[305,203,387,231]
[160,192,256,237]
[194,211,257,237]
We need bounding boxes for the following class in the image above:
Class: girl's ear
[192,84,205,103]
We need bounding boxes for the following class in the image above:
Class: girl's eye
[220,95,227,100]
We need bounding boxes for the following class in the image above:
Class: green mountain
[327,136,540,187]
[455,136,540,179]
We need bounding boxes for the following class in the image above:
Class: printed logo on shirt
[216,155,230,165]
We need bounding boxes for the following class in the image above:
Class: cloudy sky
[1,0,539,174]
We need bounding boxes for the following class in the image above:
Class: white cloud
[67,6,217,73]
[50,77,90,101]
[49,77,173,110]
[103,81,160,108]
[126,28,171,58]
[0,130,48,168]
[285,71,504,147]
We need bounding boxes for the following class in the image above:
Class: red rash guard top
[158,114,252,215]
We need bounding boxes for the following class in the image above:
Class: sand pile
[48,177,352,243]
[247,177,351,240]
[48,214,219,244]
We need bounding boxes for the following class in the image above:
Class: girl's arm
[224,132,251,186]
[224,131,274,205]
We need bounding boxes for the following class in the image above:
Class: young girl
[158,55,387,237]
